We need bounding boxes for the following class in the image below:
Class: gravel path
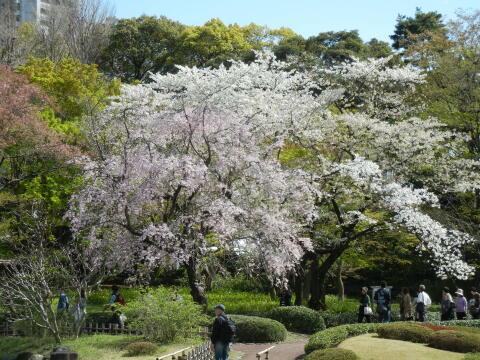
[232,337,307,360]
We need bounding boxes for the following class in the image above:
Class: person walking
[455,289,468,320]
[358,287,372,323]
[415,284,431,322]
[440,287,454,321]
[57,290,69,313]
[374,281,391,323]
[470,287,480,319]
[211,304,235,360]
[400,287,413,321]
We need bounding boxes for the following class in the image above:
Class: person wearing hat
[210,304,235,360]
[455,289,468,320]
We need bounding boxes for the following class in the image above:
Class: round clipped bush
[377,323,434,343]
[125,341,159,356]
[267,306,325,334]
[428,330,480,353]
[231,315,287,343]
[305,323,379,354]
[306,348,359,360]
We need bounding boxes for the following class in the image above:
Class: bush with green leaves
[207,290,277,316]
[125,287,209,343]
[231,315,287,343]
[426,320,480,328]
[464,353,480,360]
[377,323,434,343]
[267,306,325,334]
[305,348,359,360]
[305,323,379,353]
[88,288,143,305]
[125,341,159,356]
[428,330,480,353]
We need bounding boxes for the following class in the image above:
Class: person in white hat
[455,289,468,320]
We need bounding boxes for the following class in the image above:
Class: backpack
[221,315,236,342]
[117,294,126,306]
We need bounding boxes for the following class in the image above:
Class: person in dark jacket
[374,281,391,323]
[210,304,232,360]
[358,287,372,323]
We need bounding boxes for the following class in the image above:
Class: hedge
[231,315,287,343]
[321,311,442,328]
[267,306,325,334]
[426,320,480,328]
[305,323,379,353]
[428,330,480,353]
[305,348,359,360]
[377,323,434,343]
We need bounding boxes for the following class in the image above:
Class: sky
[112,0,478,43]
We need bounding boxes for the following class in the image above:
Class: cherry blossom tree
[68,53,478,307]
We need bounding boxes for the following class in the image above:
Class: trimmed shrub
[428,330,480,353]
[267,306,325,334]
[305,323,379,353]
[231,315,287,343]
[125,341,158,356]
[377,323,434,343]
[306,348,359,360]
[464,353,480,360]
[426,320,480,329]
[321,310,406,327]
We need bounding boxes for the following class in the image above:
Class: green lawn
[0,335,202,360]
[338,333,464,360]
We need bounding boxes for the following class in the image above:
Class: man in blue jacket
[210,304,235,360]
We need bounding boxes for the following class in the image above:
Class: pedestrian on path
[400,287,413,321]
[455,289,468,320]
[470,287,480,319]
[211,304,235,360]
[415,284,431,322]
[440,287,454,321]
[358,287,372,323]
[374,281,391,323]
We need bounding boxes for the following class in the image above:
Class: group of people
[358,282,480,323]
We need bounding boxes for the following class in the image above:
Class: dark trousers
[416,302,426,322]
[441,308,453,321]
[214,341,230,360]
[472,310,480,319]
[358,305,371,323]
[456,312,466,320]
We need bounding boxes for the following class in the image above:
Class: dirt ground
[232,337,307,360]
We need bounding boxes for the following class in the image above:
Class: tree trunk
[309,248,346,310]
[294,273,303,306]
[336,260,345,301]
[187,256,207,308]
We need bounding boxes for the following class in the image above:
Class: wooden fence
[156,342,213,360]
[256,346,275,360]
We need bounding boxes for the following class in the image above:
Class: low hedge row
[428,330,480,353]
[321,311,441,328]
[267,306,325,334]
[426,320,480,328]
[305,323,379,353]
[231,315,287,343]
[377,322,480,354]
[377,323,434,343]
[305,348,359,360]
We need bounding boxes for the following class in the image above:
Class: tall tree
[100,16,185,82]
[391,8,446,51]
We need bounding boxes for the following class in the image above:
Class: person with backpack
[57,290,69,313]
[210,304,235,360]
[470,287,480,319]
[415,284,431,322]
[108,286,126,306]
[374,281,391,323]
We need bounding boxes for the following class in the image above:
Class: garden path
[232,335,308,360]
[339,333,464,360]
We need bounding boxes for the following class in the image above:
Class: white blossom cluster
[68,52,478,282]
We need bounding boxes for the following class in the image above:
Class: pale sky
[112,0,478,43]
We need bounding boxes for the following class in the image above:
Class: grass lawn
[0,335,202,360]
[338,333,464,360]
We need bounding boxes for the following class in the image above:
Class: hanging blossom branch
[335,155,475,279]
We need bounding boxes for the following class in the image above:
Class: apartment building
[0,0,72,26]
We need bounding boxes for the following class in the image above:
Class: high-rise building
[0,0,72,26]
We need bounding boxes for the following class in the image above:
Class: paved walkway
[232,336,307,360]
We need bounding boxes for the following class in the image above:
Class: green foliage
[428,330,480,353]
[88,288,143,305]
[206,290,277,316]
[426,320,480,328]
[305,323,379,353]
[465,353,480,360]
[125,287,209,343]
[125,342,159,356]
[16,57,120,122]
[377,323,434,343]
[267,306,325,334]
[391,8,446,50]
[325,295,359,313]
[306,348,359,360]
[231,315,287,343]
[210,274,268,293]
[101,16,185,82]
